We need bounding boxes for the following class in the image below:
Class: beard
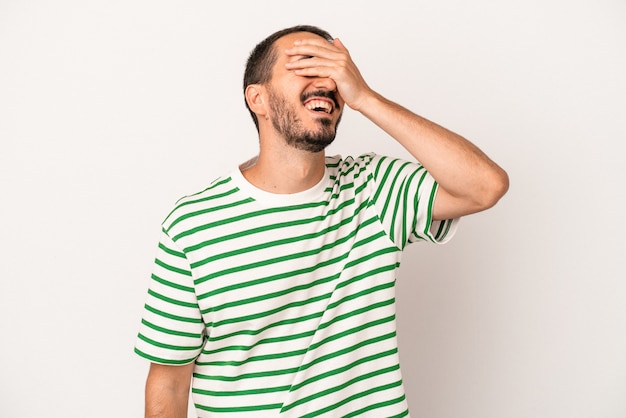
[268,88,341,153]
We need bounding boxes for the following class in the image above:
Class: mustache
[301,90,340,109]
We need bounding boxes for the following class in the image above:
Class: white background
[1,1,625,417]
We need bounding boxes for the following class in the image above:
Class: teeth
[305,99,332,113]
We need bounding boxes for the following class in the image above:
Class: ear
[245,84,268,120]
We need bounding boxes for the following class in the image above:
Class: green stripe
[144,303,202,323]
[202,329,314,356]
[203,272,341,314]
[344,394,407,418]
[183,198,358,254]
[207,311,324,343]
[379,160,412,225]
[204,298,394,359]
[148,289,198,309]
[163,178,235,224]
[372,156,390,203]
[387,406,411,418]
[411,170,429,241]
[399,168,421,248]
[150,273,194,293]
[198,347,309,367]
[301,379,403,417]
[173,201,329,241]
[425,180,437,241]
[197,223,386,299]
[137,332,203,351]
[308,315,396,353]
[158,241,185,258]
[197,251,347,295]
[202,228,390,314]
[194,332,396,383]
[300,331,397,374]
[194,402,282,413]
[141,319,202,339]
[194,365,300,382]
[354,178,368,195]
[335,157,368,181]
[154,258,191,277]
[133,347,196,365]
[167,197,255,233]
[177,177,232,201]
[173,184,239,210]
[332,181,355,196]
[195,403,282,412]
[289,347,398,393]
[434,219,446,240]
[435,218,453,241]
[203,275,395,362]
[345,230,391,256]
[326,159,340,169]
[282,364,400,412]
[192,384,289,397]
[191,199,369,269]
[330,279,397,312]
[321,296,395,331]
[341,245,398,271]
[212,292,331,328]
[389,175,406,244]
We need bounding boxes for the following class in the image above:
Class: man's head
[243,25,335,132]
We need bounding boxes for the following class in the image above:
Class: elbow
[435,167,509,220]
[480,167,509,210]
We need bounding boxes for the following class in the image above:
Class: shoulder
[161,174,239,231]
[326,153,418,179]
[325,152,380,175]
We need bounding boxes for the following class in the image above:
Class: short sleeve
[368,154,459,249]
[134,229,205,364]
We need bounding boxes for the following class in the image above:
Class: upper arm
[146,362,194,393]
[432,186,486,221]
[145,362,195,417]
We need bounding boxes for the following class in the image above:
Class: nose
[312,77,337,92]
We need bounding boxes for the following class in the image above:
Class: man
[135,25,508,417]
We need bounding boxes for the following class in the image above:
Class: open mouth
[304,98,334,114]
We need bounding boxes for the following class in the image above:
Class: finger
[332,37,349,53]
[285,39,340,58]
[285,51,347,74]
[288,66,335,79]
[293,37,337,49]
[285,56,337,70]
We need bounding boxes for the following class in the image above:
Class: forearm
[282,36,508,217]
[145,386,188,418]
[145,363,193,418]
[355,91,509,213]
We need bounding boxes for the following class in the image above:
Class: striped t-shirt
[135,153,458,417]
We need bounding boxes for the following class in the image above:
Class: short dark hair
[243,25,333,132]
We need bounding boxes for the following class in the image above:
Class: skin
[242,33,347,194]
[145,31,509,417]
[145,362,194,417]
[244,32,508,218]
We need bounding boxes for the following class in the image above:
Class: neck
[241,141,327,194]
